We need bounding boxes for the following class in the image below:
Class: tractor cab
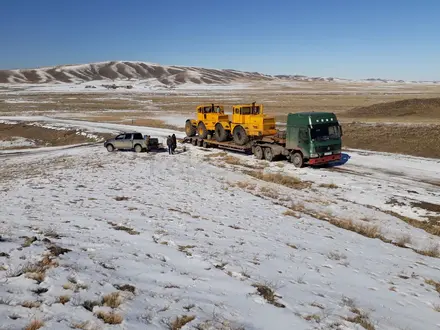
[232,102,264,123]
[196,104,228,126]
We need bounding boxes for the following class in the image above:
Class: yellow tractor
[214,102,277,145]
[185,104,228,139]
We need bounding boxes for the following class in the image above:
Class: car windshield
[310,124,341,141]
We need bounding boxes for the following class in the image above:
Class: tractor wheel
[134,144,142,153]
[233,126,249,145]
[254,146,264,160]
[106,144,115,152]
[264,147,274,162]
[185,120,196,137]
[215,123,228,142]
[290,152,304,168]
[197,122,208,139]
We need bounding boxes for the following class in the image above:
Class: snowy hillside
[1,119,440,329]
[0,61,274,85]
[2,61,438,85]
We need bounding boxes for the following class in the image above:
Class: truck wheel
[106,144,114,152]
[291,152,304,168]
[264,147,274,162]
[134,144,142,153]
[233,126,249,145]
[254,146,264,160]
[185,120,196,137]
[215,124,228,142]
[197,122,208,138]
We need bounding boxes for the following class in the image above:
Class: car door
[113,134,125,149]
[122,133,133,149]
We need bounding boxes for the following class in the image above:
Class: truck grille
[315,145,339,153]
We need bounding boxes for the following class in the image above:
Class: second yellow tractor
[185,102,277,145]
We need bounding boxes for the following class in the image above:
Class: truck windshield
[310,124,341,141]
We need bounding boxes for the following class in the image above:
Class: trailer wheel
[291,152,304,168]
[264,147,274,162]
[134,144,142,153]
[192,139,198,146]
[215,123,228,142]
[202,141,209,148]
[198,139,203,147]
[254,146,264,160]
[185,120,196,137]
[233,126,249,145]
[197,122,208,138]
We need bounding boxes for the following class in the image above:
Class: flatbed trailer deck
[179,136,253,153]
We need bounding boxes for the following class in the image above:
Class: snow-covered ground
[1,120,440,330]
[0,136,36,149]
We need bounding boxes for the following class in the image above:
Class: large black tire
[290,152,304,168]
[192,139,198,146]
[264,147,274,162]
[197,122,208,139]
[254,146,264,160]
[233,126,249,146]
[215,123,228,142]
[106,144,114,152]
[185,120,196,137]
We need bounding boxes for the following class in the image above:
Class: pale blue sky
[1,0,438,80]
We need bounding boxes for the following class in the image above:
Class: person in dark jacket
[171,134,177,152]
[166,135,173,154]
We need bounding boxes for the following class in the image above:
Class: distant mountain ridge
[0,61,437,85]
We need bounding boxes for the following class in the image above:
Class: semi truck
[181,111,343,168]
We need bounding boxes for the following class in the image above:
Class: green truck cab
[286,112,342,167]
[252,112,342,167]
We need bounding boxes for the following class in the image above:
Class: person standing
[171,134,177,153]
[166,135,173,155]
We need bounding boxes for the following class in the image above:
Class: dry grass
[24,320,45,330]
[417,243,440,258]
[168,315,196,330]
[223,155,243,165]
[433,304,440,312]
[319,183,338,189]
[21,300,41,308]
[342,122,440,159]
[252,283,285,308]
[96,311,123,324]
[102,292,122,308]
[385,210,440,236]
[425,279,440,294]
[304,314,321,322]
[114,196,130,201]
[178,245,196,256]
[114,284,136,294]
[108,222,140,235]
[57,295,70,305]
[327,251,347,261]
[328,218,381,239]
[63,283,74,290]
[394,234,412,247]
[204,152,227,159]
[345,308,375,330]
[243,170,311,189]
[283,210,300,218]
[22,236,37,247]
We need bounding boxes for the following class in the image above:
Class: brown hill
[347,98,440,119]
